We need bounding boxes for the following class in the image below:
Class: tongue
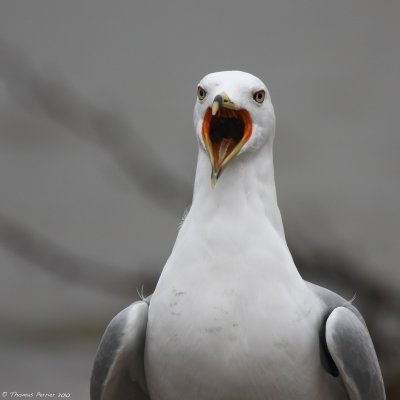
[217,138,234,167]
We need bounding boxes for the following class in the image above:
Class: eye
[253,89,265,104]
[197,86,207,101]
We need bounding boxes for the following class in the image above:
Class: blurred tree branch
[290,240,400,312]
[0,37,399,308]
[0,37,399,306]
[0,38,191,215]
[0,38,399,395]
[0,211,157,297]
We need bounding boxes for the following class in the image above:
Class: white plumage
[91,71,385,400]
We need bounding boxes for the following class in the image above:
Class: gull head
[193,71,276,187]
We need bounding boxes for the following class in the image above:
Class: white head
[193,71,276,186]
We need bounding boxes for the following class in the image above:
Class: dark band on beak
[212,92,240,116]
[213,94,223,108]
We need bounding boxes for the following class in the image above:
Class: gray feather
[308,282,386,399]
[90,300,150,400]
[325,306,386,400]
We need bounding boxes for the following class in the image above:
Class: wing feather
[325,306,386,400]
[90,300,150,400]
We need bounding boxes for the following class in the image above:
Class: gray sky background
[0,1,399,398]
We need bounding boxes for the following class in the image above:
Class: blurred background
[0,0,399,398]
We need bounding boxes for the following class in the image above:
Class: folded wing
[90,300,150,400]
[325,306,386,400]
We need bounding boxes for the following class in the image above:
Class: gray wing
[325,306,386,400]
[308,282,386,400]
[90,300,150,400]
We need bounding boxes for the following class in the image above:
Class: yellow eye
[253,89,265,104]
[197,86,207,101]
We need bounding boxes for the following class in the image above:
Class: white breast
[144,213,343,400]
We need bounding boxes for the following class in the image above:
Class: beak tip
[211,171,219,188]
[211,102,219,116]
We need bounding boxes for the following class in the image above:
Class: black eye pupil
[198,87,206,99]
[254,90,265,103]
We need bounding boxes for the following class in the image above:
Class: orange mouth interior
[202,107,252,171]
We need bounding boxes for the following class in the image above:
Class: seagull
[90,71,386,400]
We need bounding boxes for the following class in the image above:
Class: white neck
[169,137,304,290]
[190,138,286,241]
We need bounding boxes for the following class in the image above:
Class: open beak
[202,92,252,187]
